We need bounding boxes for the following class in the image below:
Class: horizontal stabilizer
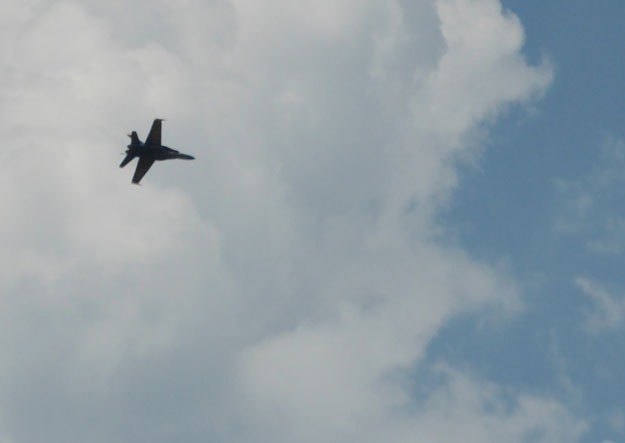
[119,153,136,168]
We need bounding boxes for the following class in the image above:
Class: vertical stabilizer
[129,131,141,147]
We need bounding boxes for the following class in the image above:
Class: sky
[0,1,623,442]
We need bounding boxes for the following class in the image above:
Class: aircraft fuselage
[129,143,194,161]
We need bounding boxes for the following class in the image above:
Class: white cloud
[0,0,579,441]
[576,277,625,332]
[410,368,585,443]
[608,409,625,433]
[554,137,625,254]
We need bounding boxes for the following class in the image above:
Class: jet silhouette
[120,118,194,184]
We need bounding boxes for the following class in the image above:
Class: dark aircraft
[120,118,195,184]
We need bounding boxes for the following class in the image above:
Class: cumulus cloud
[236,365,585,442]
[0,0,577,442]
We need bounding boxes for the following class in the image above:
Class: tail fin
[128,131,141,147]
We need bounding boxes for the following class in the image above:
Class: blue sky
[437,2,625,441]
[1,1,622,442]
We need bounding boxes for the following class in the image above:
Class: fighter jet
[120,118,195,184]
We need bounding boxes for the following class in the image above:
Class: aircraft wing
[145,118,163,146]
[132,157,155,184]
